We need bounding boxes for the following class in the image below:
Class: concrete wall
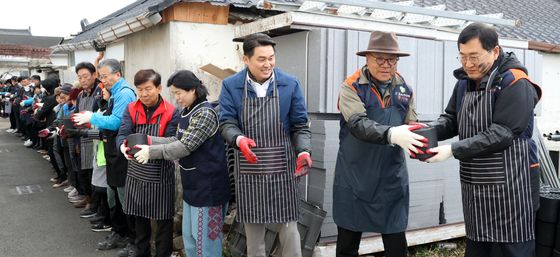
[169,21,244,102]
[124,24,172,100]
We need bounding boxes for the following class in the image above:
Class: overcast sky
[0,0,137,38]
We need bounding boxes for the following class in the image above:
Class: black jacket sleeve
[451,79,539,160]
[117,108,134,147]
[347,113,391,144]
[34,95,57,121]
[428,83,460,141]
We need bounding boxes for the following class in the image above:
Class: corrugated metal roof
[405,0,560,45]
[0,35,63,48]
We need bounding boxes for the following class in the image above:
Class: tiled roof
[0,35,63,48]
[408,0,560,45]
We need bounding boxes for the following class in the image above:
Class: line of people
[2,22,542,257]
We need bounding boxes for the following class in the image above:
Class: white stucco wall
[536,52,560,150]
[124,24,172,100]
[169,21,244,101]
[106,41,124,61]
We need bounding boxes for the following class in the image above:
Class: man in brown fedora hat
[333,31,425,257]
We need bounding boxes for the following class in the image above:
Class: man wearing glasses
[333,31,425,257]
[425,23,541,257]
[74,59,137,252]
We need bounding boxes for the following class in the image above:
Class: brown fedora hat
[356,31,410,57]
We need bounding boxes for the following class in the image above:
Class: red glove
[60,125,66,138]
[407,123,429,158]
[237,136,257,164]
[296,152,312,176]
[121,139,134,159]
[38,129,50,138]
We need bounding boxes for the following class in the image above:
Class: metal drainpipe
[304,30,310,202]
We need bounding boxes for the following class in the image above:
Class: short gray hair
[97,59,122,74]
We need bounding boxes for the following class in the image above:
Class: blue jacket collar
[109,78,126,95]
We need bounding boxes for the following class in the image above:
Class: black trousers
[46,138,63,178]
[135,216,173,257]
[465,239,535,257]
[336,226,408,257]
[78,169,93,196]
[109,185,130,238]
[9,109,16,129]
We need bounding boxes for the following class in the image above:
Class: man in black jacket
[425,23,541,257]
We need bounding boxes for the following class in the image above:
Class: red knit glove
[38,129,50,138]
[407,123,428,158]
[296,152,312,176]
[237,136,257,164]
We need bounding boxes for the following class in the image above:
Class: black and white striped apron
[124,114,175,220]
[78,92,96,170]
[458,73,534,242]
[235,73,299,224]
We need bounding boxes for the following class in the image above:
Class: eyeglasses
[370,56,399,66]
[98,73,114,80]
[457,51,491,64]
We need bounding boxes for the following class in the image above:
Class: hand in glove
[38,129,50,138]
[425,145,454,163]
[236,136,257,164]
[47,128,59,139]
[120,139,134,160]
[295,152,312,177]
[72,111,93,126]
[134,145,150,164]
[388,124,427,156]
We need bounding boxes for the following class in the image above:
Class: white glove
[388,124,425,155]
[120,142,133,161]
[73,111,93,125]
[134,145,150,164]
[36,102,44,107]
[20,101,24,107]
[48,129,58,139]
[425,145,454,163]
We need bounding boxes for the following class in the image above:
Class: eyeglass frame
[98,72,116,80]
[457,50,492,65]
[369,56,400,66]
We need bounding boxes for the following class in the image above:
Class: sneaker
[49,177,58,183]
[80,208,97,218]
[63,186,75,193]
[68,195,85,203]
[67,188,78,198]
[91,223,112,232]
[88,215,104,224]
[53,180,68,188]
[37,149,48,154]
[6,129,14,133]
[96,232,128,250]
[23,139,33,147]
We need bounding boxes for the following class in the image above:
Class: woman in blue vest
[334,31,427,257]
[133,70,231,257]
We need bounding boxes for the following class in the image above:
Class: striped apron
[458,72,534,242]
[235,73,299,224]
[124,114,175,220]
[78,92,97,170]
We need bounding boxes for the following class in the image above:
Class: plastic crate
[228,200,327,257]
